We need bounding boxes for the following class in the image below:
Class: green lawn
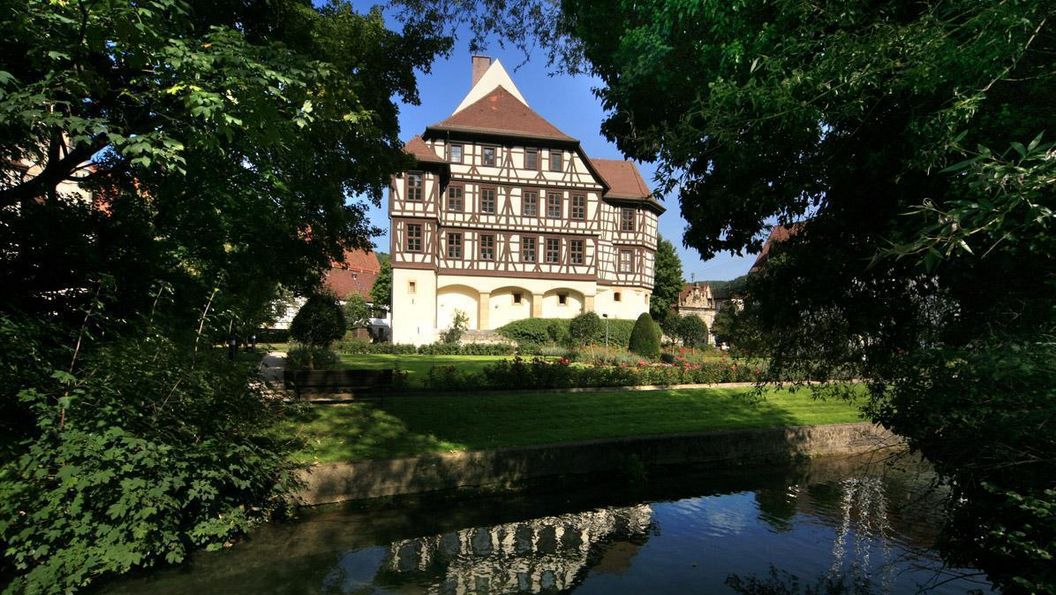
[284,386,865,464]
[336,353,517,387]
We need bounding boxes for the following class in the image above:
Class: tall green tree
[370,258,393,310]
[0,2,450,591]
[650,235,684,323]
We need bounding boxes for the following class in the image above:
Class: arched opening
[437,285,479,331]
[488,286,533,329]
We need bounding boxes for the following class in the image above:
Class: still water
[106,453,994,594]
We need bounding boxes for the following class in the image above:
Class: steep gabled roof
[591,158,666,214]
[428,86,576,142]
[403,135,446,163]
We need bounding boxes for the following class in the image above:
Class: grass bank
[284,386,864,464]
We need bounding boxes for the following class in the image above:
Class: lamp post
[602,313,609,348]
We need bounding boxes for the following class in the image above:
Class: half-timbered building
[390,57,664,345]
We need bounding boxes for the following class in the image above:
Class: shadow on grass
[285,404,462,463]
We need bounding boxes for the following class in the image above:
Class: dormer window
[482,146,497,166]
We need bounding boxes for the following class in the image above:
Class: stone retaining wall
[296,422,900,506]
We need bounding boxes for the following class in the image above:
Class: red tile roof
[591,158,665,213]
[404,135,446,163]
[324,249,381,301]
[429,87,575,142]
[750,224,802,272]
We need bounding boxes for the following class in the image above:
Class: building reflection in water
[356,504,654,594]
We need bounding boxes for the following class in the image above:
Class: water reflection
[104,453,993,594]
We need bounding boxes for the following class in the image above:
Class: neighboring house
[750,224,801,273]
[271,249,390,341]
[672,282,720,344]
[390,56,664,345]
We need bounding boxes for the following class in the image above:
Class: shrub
[289,292,345,347]
[660,315,681,342]
[342,294,372,329]
[569,312,603,345]
[629,313,661,358]
[677,315,709,348]
[0,330,295,593]
[439,309,469,344]
[497,318,569,344]
[285,345,339,369]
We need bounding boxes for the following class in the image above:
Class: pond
[105,452,994,594]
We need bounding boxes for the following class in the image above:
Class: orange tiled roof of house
[750,224,802,272]
[404,135,446,163]
[324,249,380,301]
[429,86,576,142]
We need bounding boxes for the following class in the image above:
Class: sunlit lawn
[284,386,865,464]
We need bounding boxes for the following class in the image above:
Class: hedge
[498,317,636,347]
[423,357,764,391]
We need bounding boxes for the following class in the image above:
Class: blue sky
[355,14,756,281]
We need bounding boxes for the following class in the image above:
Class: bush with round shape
[569,312,603,346]
[289,292,345,347]
[677,315,709,348]
[628,312,661,358]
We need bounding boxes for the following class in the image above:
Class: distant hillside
[699,275,748,299]
[375,251,390,266]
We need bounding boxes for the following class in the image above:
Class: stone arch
[487,285,534,329]
[541,288,585,319]
[437,284,479,331]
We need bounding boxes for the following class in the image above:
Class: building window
[448,143,463,163]
[513,293,522,304]
[546,192,562,218]
[618,248,634,273]
[481,187,497,214]
[406,223,422,252]
[406,172,423,201]
[569,239,585,265]
[522,191,538,216]
[558,293,568,305]
[571,194,586,220]
[408,281,416,294]
[620,208,636,231]
[525,148,538,170]
[545,238,561,264]
[447,232,462,259]
[614,292,622,302]
[447,186,463,211]
[521,236,536,262]
[549,150,562,172]
[482,146,497,166]
[479,234,495,260]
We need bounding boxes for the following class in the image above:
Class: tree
[370,259,393,310]
[290,292,345,348]
[676,315,708,348]
[440,310,469,344]
[650,236,683,323]
[710,302,737,346]
[659,314,681,343]
[569,312,602,346]
[628,312,660,358]
[343,294,372,329]
[0,3,451,589]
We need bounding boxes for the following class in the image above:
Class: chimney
[471,55,492,87]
